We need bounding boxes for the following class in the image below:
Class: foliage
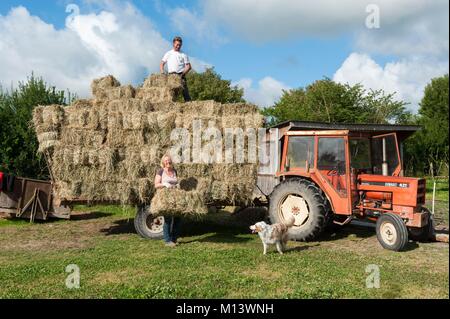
[262,78,409,126]
[418,74,449,176]
[404,74,449,176]
[0,74,74,179]
[183,68,245,103]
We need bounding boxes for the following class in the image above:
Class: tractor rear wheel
[376,213,408,251]
[134,205,164,239]
[268,178,328,241]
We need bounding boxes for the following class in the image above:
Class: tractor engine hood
[357,174,426,207]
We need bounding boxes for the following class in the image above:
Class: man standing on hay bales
[154,154,181,247]
[160,36,192,102]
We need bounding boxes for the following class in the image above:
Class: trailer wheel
[376,213,408,251]
[134,205,164,239]
[408,208,434,242]
[269,178,328,241]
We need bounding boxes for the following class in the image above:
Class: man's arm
[160,61,166,74]
[182,63,191,76]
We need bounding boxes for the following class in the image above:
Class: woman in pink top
[155,154,180,247]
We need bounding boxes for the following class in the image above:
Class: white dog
[250,216,295,255]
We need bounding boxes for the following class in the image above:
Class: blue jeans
[163,216,181,243]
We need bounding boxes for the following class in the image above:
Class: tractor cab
[264,121,431,251]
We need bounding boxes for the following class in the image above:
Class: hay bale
[106,129,144,147]
[37,131,59,142]
[37,130,60,152]
[34,104,65,134]
[65,108,100,130]
[108,99,145,112]
[143,74,183,89]
[53,181,72,201]
[150,101,183,113]
[183,100,222,117]
[60,129,105,146]
[139,146,159,164]
[135,87,180,103]
[106,85,136,100]
[222,103,259,116]
[37,139,59,153]
[150,188,208,216]
[176,164,212,178]
[33,73,263,212]
[91,75,120,99]
[122,111,146,130]
[137,178,154,203]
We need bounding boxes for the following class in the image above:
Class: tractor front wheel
[376,213,408,251]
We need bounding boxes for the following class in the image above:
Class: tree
[0,74,73,179]
[415,74,449,176]
[184,68,245,103]
[262,78,409,126]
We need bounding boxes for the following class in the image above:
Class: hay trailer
[140,121,432,251]
[0,173,71,222]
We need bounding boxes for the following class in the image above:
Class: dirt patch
[0,213,122,252]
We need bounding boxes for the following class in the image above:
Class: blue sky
[0,0,448,111]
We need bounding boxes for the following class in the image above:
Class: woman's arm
[154,174,165,189]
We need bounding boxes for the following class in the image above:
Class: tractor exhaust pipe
[382,137,388,176]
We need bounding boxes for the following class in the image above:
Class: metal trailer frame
[0,176,71,222]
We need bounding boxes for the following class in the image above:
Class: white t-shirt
[161,49,190,74]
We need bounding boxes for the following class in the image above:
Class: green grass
[0,206,448,299]
[426,178,449,202]
[0,217,30,227]
[424,177,448,225]
[0,176,447,299]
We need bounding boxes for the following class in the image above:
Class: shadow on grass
[285,243,320,253]
[404,241,420,251]
[71,211,113,221]
[99,216,254,244]
[321,223,425,251]
[179,218,254,243]
[100,218,135,235]
[320,223,375,242]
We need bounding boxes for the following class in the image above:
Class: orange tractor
[256,121,433,251]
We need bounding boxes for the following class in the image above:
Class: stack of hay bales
[33,74,264,216]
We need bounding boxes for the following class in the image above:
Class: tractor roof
[271,120,421,141]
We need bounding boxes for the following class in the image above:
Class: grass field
[0,179,448,299]
[426,178,449,202]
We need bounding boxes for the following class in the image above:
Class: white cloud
[234,76,290,107]
[168,7,227,46]
[333,53,449,113]
[354,4,449,58]
[191,0,448,57]
[186,0,447,113]
[0,2,210,97]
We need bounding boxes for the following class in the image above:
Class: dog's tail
[283,216,296,228]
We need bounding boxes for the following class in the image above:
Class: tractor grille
[417,179,426,205]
